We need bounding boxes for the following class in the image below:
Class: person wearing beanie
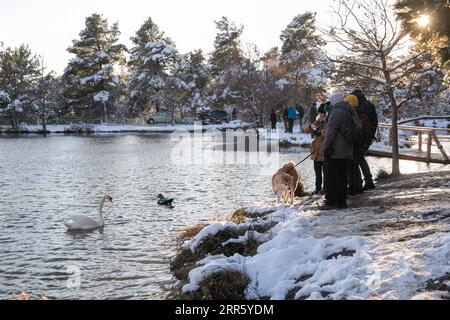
[345,95,359,108]
[344,94,371,195]
[329,92,345,106]
[320,93,354,210]
[351,90,378,191]
[304,106,327,194]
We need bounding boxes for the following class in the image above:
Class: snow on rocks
[176,171,450,300]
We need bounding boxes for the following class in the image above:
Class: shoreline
[169,171,450,300]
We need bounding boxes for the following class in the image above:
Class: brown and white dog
[271,161,300,204]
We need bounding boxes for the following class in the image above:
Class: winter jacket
[305,124,326,162]
[297,106,304,118]
[353,92,378,139]
[287,106,297,120]
[311,134,325,162]
[283,107,288,119]
[323,102,354,160]
[309,106,318,123]
[270,111,277,123]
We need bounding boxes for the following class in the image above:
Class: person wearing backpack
[352,90,378,190]
[345,95,372,195]
[320,92,359,210]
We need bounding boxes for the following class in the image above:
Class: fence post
[426,131,432,162]
[432,132,450,164]
[418,131,422,153]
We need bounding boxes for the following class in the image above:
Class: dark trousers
[314,161,324,192]
[288,119,294,133]
[325,158,349,206]
[348,160,363,193]
[359,157,373,182]
[271,121,277,130]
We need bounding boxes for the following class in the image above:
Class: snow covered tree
[176,50,210,115]
[208,17,246,113]
[279,13,329,105]
[128,17,181,116]
[395,0,449,74]
[30,59,63,134]
[0,44,40,129]
[63,13,126,121]
[323,0,443,176]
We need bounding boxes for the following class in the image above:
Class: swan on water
[64,195,113,230]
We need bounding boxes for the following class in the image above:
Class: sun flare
[416,14,430,27]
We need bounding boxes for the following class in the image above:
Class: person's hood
[333,101,353,112]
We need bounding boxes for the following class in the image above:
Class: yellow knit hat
[345,95,359,108]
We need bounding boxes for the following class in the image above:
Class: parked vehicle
[196,110,229,125]
[146,112,181,125]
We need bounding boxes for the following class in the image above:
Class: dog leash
[294,154,312,168]
[286,153,312,175]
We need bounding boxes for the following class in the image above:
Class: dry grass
[179,270,250,300]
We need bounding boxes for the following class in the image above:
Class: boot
[363,180,376,191]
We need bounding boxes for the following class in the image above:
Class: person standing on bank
[296,104,304,132]
[270,109,277,130]
[283,106,289,133]
[345,95,372,195]
[320,92,354,210]
[304,104,327,194]
[287,102,297,133]
[352,89,378,190]
[309,103,318,137]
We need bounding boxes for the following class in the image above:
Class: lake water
[0,134,446,299]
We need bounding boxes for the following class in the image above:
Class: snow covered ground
[178,171,450,300]
[0,120,252,133]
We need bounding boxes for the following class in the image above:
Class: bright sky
[0,0,336,74]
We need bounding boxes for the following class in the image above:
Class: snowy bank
[0,121,253,134]
[171,171,450,300]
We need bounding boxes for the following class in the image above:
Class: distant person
[352,89,378,190]
[309,103,318,137]
[270,109,277,130]
[232,107,237,121]
[320,92,354,210]
[287,103,297,133]
[304,104,327,194]
[296,104,304,132]
[345,95,372,195]
[283,106,289,133]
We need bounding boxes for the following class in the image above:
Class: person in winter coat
[297,104,304,132]
[308,103,318,138]
[351,89,378,190]
[287,103,297,133]
[304,104,327,194]
[320,92,354,210]
[270,109,277,130]
[345,95,373,195]
[283,106,289,133]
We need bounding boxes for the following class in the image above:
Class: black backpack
[336,105,363,144]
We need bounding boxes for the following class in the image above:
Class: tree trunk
[388,87,401,176]
[381,54,401,176]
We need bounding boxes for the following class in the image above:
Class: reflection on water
[0,134,446,299]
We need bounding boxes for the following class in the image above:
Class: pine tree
[395,0,449,72]
[30,60,63,134]
[208,17,246,113]
[176,50,210,114]
[128,17,181,116]
[0,44,40,129]
[63,13,126,121]
[279,12,329,105]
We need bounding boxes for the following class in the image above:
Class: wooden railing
[376,123,450,164]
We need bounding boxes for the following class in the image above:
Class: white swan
[64,195,113,230]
